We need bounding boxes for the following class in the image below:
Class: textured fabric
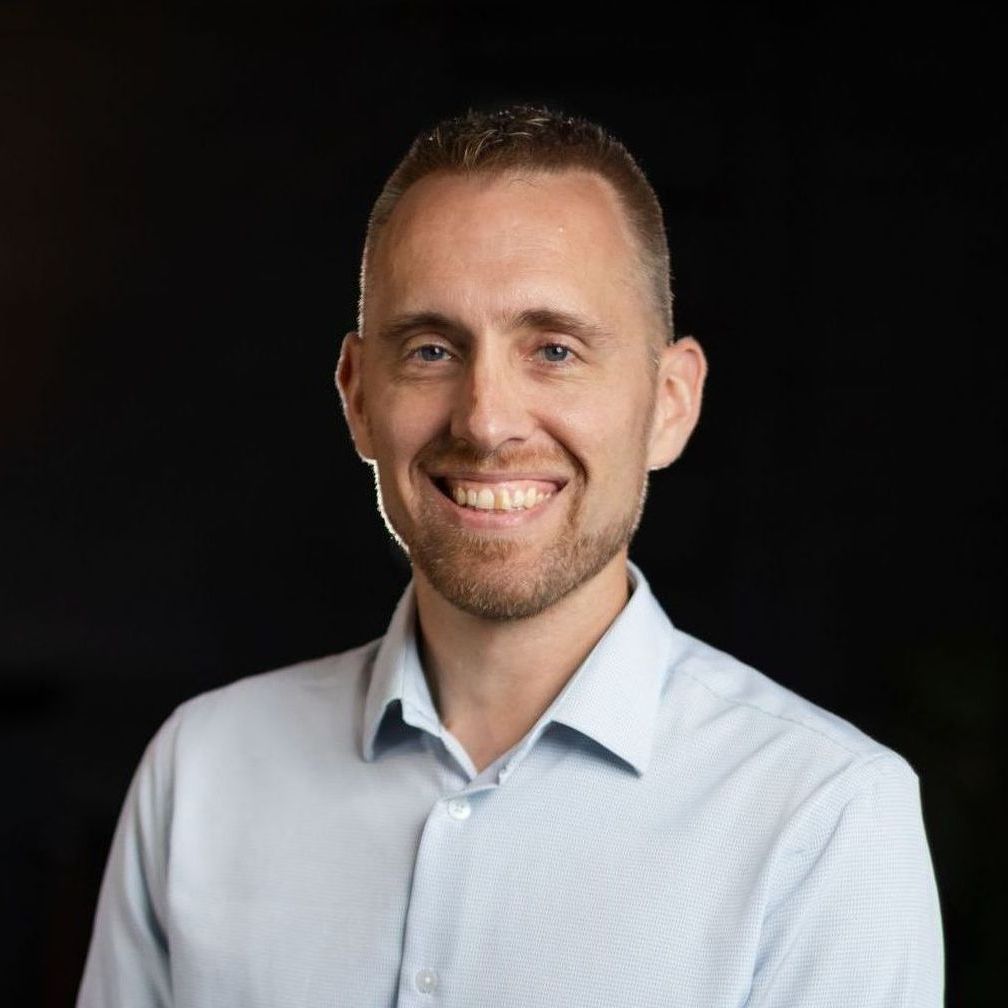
[77,564,944,1007]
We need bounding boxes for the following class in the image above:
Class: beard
[380,439,650,621]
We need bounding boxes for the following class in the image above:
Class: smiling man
[78,107,943,1007]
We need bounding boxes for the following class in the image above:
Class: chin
[410,524,634,622]
[423,568,573,621]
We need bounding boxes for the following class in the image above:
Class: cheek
[372,386,449,460]
[553,387,652,470]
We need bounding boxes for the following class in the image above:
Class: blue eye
[541,344,571,363]
[415,345,450,362]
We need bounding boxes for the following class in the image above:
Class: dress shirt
[77,563,943,1007]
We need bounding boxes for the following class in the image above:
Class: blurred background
[1,3,1003,1003]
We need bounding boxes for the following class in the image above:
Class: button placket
[397,788,497,1004]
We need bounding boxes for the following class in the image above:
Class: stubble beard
[393,465,650,622]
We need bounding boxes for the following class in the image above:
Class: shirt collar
[362,585,435,761]
[361,561,676,776]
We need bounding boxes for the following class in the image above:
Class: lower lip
[426,475,561,530]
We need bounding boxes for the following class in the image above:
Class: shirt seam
[672,664,889,762]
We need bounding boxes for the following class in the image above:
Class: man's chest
[163,743,774,1008]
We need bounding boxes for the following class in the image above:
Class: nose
[449,349,535,454]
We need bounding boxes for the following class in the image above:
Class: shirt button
[415,968,438,994]
[446,797,471,820]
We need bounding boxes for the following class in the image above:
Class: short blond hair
[360,105,674,342]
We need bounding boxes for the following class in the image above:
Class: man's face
[340,169,687,619]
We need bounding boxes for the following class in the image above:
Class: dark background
[1,3,1003,1004]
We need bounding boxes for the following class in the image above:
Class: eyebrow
[374,307,616,347]
[511,308,616,346]
[375,312,467,346]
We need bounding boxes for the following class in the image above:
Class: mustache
[416,435,574,475]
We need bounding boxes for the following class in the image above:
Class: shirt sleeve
[76,712,179,1008]
[747,754,944,1007]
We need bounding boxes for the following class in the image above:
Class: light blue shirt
[78,564,943,1007]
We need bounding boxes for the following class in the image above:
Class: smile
[429,474,566,515]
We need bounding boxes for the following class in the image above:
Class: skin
[338,168,706,771]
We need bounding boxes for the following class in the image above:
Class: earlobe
[336,331,376,462]
[646,336,707,471]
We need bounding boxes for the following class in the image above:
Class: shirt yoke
[665,626,916,793]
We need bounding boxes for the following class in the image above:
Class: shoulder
[658,626,919,822]
[180,638,379,716]
[670,627,901,763]
[147,638,382,766]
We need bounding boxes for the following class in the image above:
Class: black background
[1,3,1003,1004]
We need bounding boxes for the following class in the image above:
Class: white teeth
[445,482,556,512]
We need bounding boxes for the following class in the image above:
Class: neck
[412,551,631,773]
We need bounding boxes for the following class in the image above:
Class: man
[78,106,943,1006]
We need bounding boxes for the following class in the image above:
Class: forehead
[366,169,648,326]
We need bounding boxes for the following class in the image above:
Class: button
[415,968,438,994]
[446,797,471,820]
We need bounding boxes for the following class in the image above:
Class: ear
[335,331,376,462]
[646,336,707,470]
